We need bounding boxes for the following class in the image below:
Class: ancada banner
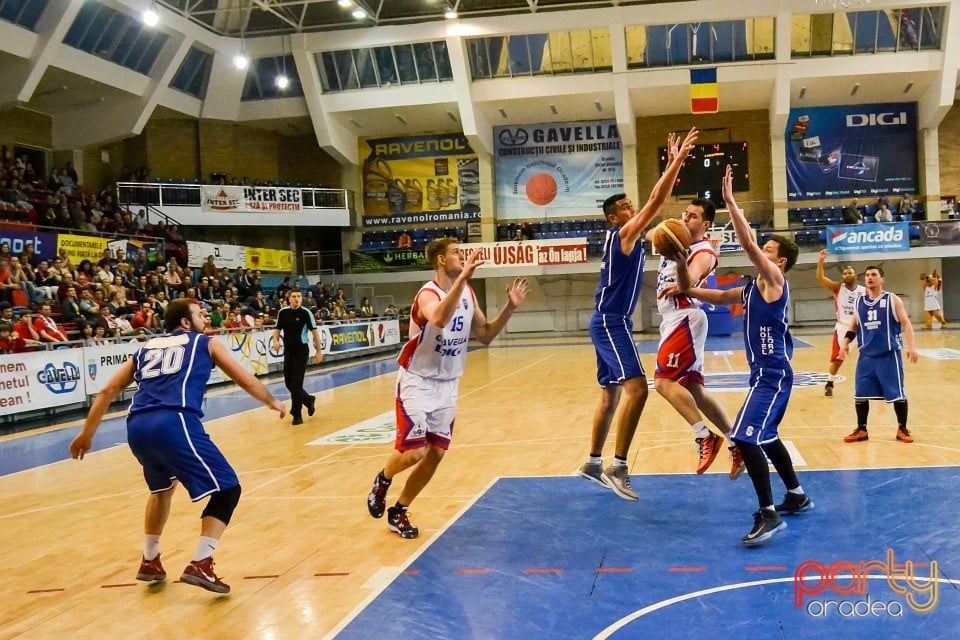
[785,103,918,201]
[825,222,911,255]
[201,185,304,213]
[494,120,623,220]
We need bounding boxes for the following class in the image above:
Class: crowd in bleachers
[359,227,467,251]
[787,195,926,246]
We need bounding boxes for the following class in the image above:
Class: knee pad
[202,484,242,525]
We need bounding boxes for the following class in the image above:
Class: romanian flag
[690,68,718,114]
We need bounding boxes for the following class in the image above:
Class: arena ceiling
[157,0,686,36]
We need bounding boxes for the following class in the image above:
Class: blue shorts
[731,367,793,446]
[855,351,906,402]
[590,313,646,387]
[127,410,239,501]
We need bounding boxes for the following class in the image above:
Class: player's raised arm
[722,165,784,293]
[816,249,840,293]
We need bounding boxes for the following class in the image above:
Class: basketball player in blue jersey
[70,299,286,593]
[838,266,918,443]
[680,166,810,546]
[576,127,699,501]
[367,238,528,538]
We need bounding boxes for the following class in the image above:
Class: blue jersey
[855,291,902,357]
[129,331,214,417]
[742,278,793,370]
[594,227,645,317]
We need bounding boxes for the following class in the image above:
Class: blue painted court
[336,468,960,639]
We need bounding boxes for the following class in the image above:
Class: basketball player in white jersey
[921,270,947,329]
[367,238,528,539]
[649,199,743,478]
[815,249,865,397]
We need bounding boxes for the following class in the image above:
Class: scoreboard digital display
[658,141,750,206]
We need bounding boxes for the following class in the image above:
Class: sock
[611,456,627,468]
[588,455,603,465]
[827,375,835,383]
[144,534,161,561]
[691,420,710,439]
[855,400,869,430]
[192,536,219,562]
[761,505,775,512]
[379,469,392,485]
[788,486,805,495]
[393,501,408,511]
[893,400,908,431]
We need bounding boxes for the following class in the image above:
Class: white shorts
[394,368,459,451]
[655,308,707,385]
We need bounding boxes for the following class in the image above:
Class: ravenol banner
[494,120,623,220]
[358,132,478,223]
[785,103,918,201]
[825,222,910,255]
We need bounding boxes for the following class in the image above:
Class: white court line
[593,574,960,639]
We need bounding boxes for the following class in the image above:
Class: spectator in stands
[146,272,166,297]
[222,311,241,331]
[248,290,268,314]
[0,242,10,262]
[1,321,31,354]
[0,302,13,324]
[901,194,917,216]
[384,304,399,318]
[79,322,97,346]
[113,312,136,337]
[397,231,412,248]
[20,242,38,269]
[875,202,893,223]
[34,260,59,300]
[875,194,890,209]
[130,301,160,333]
[60,286,83,324]
[303,290,318,312]
[163,260,183,293]
[274,276,291,303]
[57,272,77,303]
[198,277,216,305]
[521,222,535,240]
[201,255,218,280]
[843,198,863,225]
[359,297,375,318]
[316,303,330,322]
[96,261,115,293]
[57,249,74,274]
[34,303,68,342]
[76,260,96,289]
[78,288,100,320]
[7,256,41,305]
[131,208,148,232]
[132,252,150,277]
[14,309,41,344]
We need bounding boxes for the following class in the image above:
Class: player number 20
[140,346,186,378]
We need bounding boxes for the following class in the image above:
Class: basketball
[525,172,558,206]
[653,218,691,258]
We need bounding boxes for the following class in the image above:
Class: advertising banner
[245,247,294,272]
[82,341,140,394]
[457,239,589,268]
[494,120,623,220]
[350,248,430,273]
[108,238,164,266]
[0,350,86,416]
[358,132,478,224]
[917,220,960,247]
[201,185,303,213]
[186,241,246,270]
[57,233,110,264]
[0,229,57,261]
[785,103,918,201]
[361,209,480,227]
[825,222,911,255]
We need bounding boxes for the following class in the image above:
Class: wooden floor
[2,327,958,639]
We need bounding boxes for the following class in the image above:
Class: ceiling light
[142,8,158,26]
[445,9,458,19]
[276,74,289,89]
[352,8,367,19]
[233,54,249,70]
[338,0,352,6]
[498,108,508,118]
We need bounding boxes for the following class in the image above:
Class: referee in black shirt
[271,290,323,425]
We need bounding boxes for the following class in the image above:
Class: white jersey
[834,284,865,334]
[397,280,475,381]
[655,238,718,316]
[924,285,941,311]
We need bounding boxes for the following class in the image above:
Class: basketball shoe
[576,461,607,488]
[367,471,390,518]
[696,433,722,474]
[601,465,639,501]
[180,557,230,594]
[741,509,786,547]
[896,428,914,443]
[824,381,834,398]
[775,492,814,514]
[387,505,419,539]
[728,446,746,480]
[844,427,869,442]
[136,554,166,582]
[305,395,316,417]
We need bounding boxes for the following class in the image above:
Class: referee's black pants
[283,347,311,417]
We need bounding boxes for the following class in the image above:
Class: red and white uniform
[830,283,865,364]
[394,280,476,451]
[654,239,718,385]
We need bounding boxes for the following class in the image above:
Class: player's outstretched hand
[507,277,529,308]
[721,165,735,203]
[460,248,486,280]
[69,433,92,460]
[678,127,699,158]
